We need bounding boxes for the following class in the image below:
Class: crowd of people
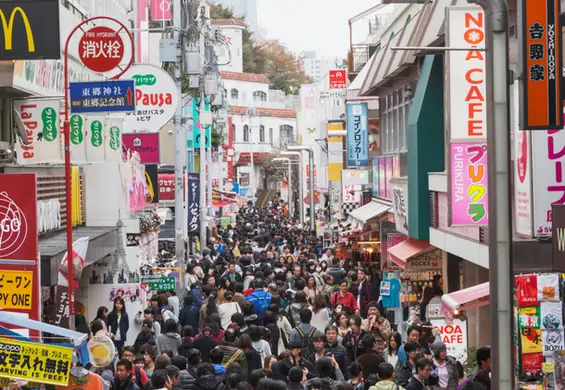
[83,201,491,390]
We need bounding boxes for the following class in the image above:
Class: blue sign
[69,80,136,114]
[193,97,211,148]
[346,103,369,167]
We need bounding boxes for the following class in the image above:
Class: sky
[257,0,379,58]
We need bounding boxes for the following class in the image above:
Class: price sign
[141,276,176,291]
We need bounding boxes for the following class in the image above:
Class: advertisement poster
[187,173,200,234]
[122,133,160,164]
[346,103,369,167]
[430,318,469,364]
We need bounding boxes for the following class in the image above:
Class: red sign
[159,173,175,201]
[122,133,160,164]
[329,70,347,89]
[151,0,171,21]
[0,173,40,339]
[79,26,125,73]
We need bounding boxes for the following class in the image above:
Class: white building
[212,19,245,73]
[298,51,339,82]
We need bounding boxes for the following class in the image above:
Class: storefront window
[381,86,412,155]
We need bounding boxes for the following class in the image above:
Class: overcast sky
[257,0,379,58]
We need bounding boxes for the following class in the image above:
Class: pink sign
[122,133,160,164]
[450,142,489,226]
[151,0,171,21]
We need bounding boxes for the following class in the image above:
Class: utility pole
[199,0,208,252]
[172,0,186,288]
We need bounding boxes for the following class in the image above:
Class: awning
[441,282,490,322]
[387,238,431,268]
[349,201,390,224]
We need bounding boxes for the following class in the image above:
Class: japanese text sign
[122,133,160,164]
[141,276,176,291]
[0,337,73,385]
[193,97,211,148]
[519,0,562,129]
[346,103,369,167]
[329,70,347,89]
[151,0,171,21]
[342,184,360,203]
[69,80,135,114]
[450,142,489,226]
[187,173,200,233]
[0,270,33,309]
[79,26,124,73]
[158,173,176,201]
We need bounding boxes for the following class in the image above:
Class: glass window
[231,124,236,142]
[269,128,273,145]
[231,89,239,100]
[243,125,249,142]
[253,91,267,101]
[260,125,265,142]
[280,125,293,140]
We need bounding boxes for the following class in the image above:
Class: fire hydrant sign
[430,318,468,364]
[79,26,125,73]
[0,337,73,385]
[0,270,33,310]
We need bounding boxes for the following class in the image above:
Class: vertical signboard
[346,102,369,167]
[193,97,211,148]
[380,220,398,270]
[552,204,565,271]
[446,6,489,226]
[0,174,39,339]
[519,0,562,129]
[187,173,200,234]
[328,122,345,181]
[329,70,347,89]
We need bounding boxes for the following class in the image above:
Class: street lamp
[287,146,316,234]
[272,158,293,220]
[281,151,304,226]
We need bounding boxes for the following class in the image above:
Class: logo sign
[329,70,347,89]
[450,142,489,225]
[79,26,124,73]
[0,0,60,60]
[346,103,369,167]
[14,98,62,165]
[0,270,33,309]
[187,173,200,233]
[193,97,211,148]
[0,336,73,385]
[519,0,562,129]
[141,276,176,291]
[120,64,179,132]
[105,117,124,163]
[122,133,160,164]
[408,249,442,270]
[430,318,469,364]
[151,0,171,21]
[69,80,135,114]
[552,205,565,270]
[158,173,175,201]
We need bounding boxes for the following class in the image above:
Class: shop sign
[408,249,442,270]
[193,97,211,148]
[0,336,73,386]
[552,204,565,270]
[104,117,123,163]
[449,142,489,226]
[141,276,176,291]
[37,198,61,234]
[0,270,33,309]
[86,116,106,162]
[380,221,398,269]
[430,318,468,364]
[346,102,369,167]
[120,64,179,133]
[14,98,62,165]
[145,164,159,204]
[391,178,408,235]
[151,0,172,21]
[122,133,160,164]
[342,169,369,186]
[342,184,360,203]
[158,173,175,201]
[187,173,200,233]
[329,69,347,89]
[518,0,562,129]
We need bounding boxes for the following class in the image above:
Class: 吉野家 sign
[519,0,562,129]
[69,80,136,114]
[0,0,60,60]
[346,102,369,167]
[329,70,347,89]
[0,336,73,385]
[141,276,176,291]
[0,270,33,309]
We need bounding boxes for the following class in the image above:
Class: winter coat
[431,357,462,390]
[108,310,129,344]
[156,332,182,355]
[396,361,416,388]
[342,330,368,363]
[192,335,219,362]
[252,339,272,366]
[133,331,155,353]
[191,375,224,390]
[179,304,200,332]
[306,366,345,390]
[357,280,373,315]
[406,377,426,390]
[326,342,351,380]
[356,349,386,379]
[369,381,405,390]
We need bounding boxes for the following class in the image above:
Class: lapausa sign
[0,0,60,60]
[346,103,369,167]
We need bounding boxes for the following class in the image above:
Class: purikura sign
[430,318,469,364]
[446,5,488,226]
[120,64,178,133]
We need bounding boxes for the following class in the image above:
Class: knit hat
[431,341,447,356]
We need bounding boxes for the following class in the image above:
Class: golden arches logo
[0,7,35,52]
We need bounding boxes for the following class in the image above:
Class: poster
[519,307,541,328]
[109,285,141,302]
[520,328,543,353]
[430,318,468,364]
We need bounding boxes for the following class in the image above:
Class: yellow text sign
[0,270,33,309]
[0,337,73,386]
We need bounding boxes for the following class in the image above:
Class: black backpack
[296,327,317,357]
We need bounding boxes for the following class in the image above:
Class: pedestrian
[156,319,182,355]
[406,358,434,390]
[108,297,129,352]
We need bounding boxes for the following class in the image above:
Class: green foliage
[464,346,478,377]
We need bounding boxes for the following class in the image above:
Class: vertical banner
[514,83,533,237]
[372,157,380,197]
[193,98,211,148]
[69,113,87,164]
[327,122,345,181]
[104,117,123,163]
[187,173,200,234]
[346,102,369,167]
[145,164,159,204]
[519,0,562,129]
[446,6,489,226]
[85,115,106,163]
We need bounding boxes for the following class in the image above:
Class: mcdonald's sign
[0,0,60,60]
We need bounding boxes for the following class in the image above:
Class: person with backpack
[289,308,323,358]
[121,346,150,390]
[246,279,272,321]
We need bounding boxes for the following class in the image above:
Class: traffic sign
[69,80,136,114]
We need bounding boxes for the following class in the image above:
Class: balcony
[271,136,298,150]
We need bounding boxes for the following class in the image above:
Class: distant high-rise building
[298,51,339,82]
[213,0,259,33]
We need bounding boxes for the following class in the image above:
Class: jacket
[246,289,272,319]
[114,376,140,390]
[133,331,155,353]
[326,342,351,380]
[290,324,322,345]
[361,316,392,341]
[192,335,219,362]
[406,377,426,390]
[191,375,224,390]
[396,362,416,388]
[431,357,462,390]
[357,280,373,314]
[179,304,200,332]
[330,291,359,312]
[108,310,129,344]
[306,366,345,390]
[369,381,405,390]
[191,288,203,309]
[356,350,385,379]
[156,332,182,355]
[288,303,304,328]
[271,358,317,381]
[219,343,248,373]
[178,337,193,358]
[175,368,196,390]
[342,330,368,363]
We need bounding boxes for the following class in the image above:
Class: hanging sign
[519,0,562,129]
[329,70,347,89]
[122,133,160,164]
[187,173,200,233]
[141,276,176,290]
[346,103,369,167]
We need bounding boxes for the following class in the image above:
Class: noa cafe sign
[430,318,469,364]
[120,64,179,133]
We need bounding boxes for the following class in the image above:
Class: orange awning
[387,239,431,269]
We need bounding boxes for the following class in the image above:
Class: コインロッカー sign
[519,0,562,129]
[0,0,60,60]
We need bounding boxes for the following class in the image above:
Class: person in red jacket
[331,280,360,314]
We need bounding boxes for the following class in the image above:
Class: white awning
[349,202,390,224]
[442,282,490,310]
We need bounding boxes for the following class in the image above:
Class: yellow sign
[0,270,33,309]
[542,362,555,373]
[0,337,73,385]
[0,8,35,53]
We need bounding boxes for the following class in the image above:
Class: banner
[346,102,369,167]
[85,115,106,162]
[187,173,200,233]
[145,164,159,204]
[68,112,87,163]
[0,337,73,385]
[14,98,62,165]
[104,117,123,163]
